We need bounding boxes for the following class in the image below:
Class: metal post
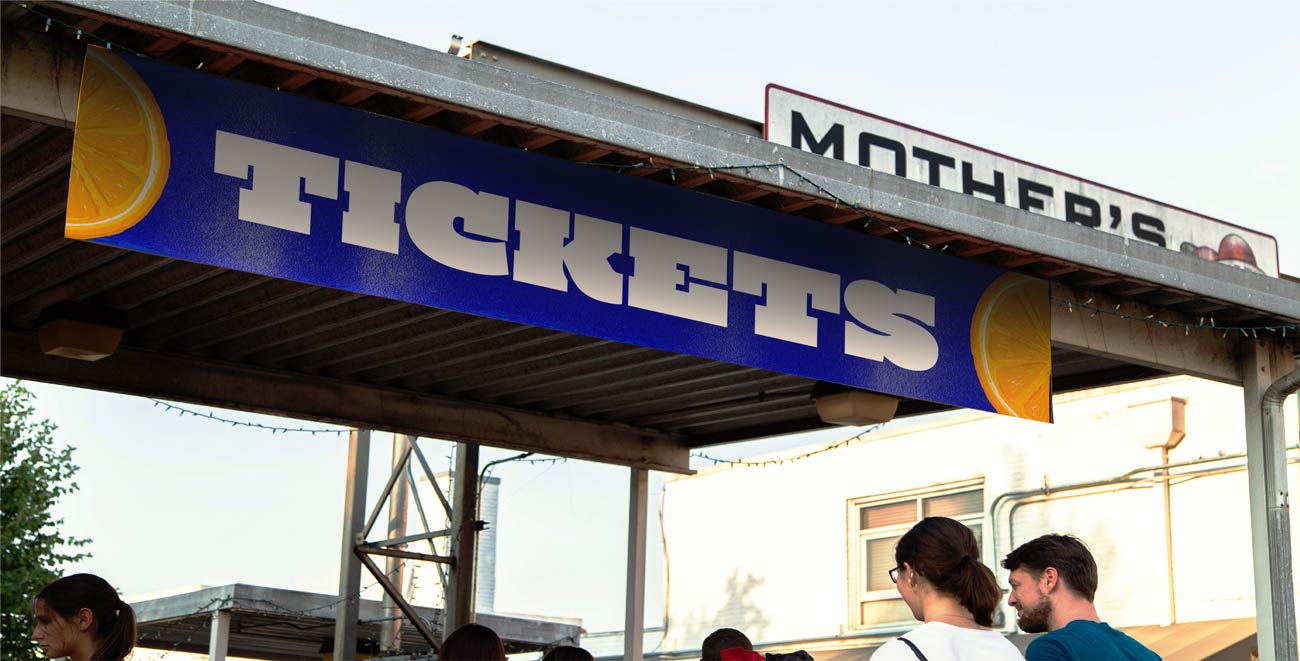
[356,548,442,650]
[381,435,413,652]
[333,429,370,661]
[624,468,649,661]
[1262,359,1300,659]
[443,442,479,636]
[1242,341,1299,661]
[208,610,231,661]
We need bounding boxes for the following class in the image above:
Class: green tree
[1,382,90,660]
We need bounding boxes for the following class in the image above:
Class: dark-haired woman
[439,622,507,661]
[871,517,1023,661]
[31,573,136,661]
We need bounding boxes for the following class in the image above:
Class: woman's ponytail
[949,553,1001,627]
[894,517,1002,627]
[93,600,136,660]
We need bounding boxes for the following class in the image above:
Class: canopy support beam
[1243,340,1299,661]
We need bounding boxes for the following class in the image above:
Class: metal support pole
[624,468,649,661]
[1243,341,1299,661]
[356,548,441,651]
[358,544,455,564]
[443,442,480,637]
[333,429,370,661]
[208,610,231,661]
[381,435,413,652]
[404,436,449,590]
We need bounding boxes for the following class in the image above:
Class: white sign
[765,85,1279,276]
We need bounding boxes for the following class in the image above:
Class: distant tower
[418,471,499,613]
[475,475,500,613]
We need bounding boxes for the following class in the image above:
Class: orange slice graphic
[66,47,170,239]
[970,273,1051,421]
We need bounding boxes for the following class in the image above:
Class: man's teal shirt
[1026,620,1160,661]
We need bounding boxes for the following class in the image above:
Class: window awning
[1121,618,1256,661]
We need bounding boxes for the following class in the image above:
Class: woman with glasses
[871,517,1023,660]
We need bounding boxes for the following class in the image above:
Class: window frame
[845,477,986,633]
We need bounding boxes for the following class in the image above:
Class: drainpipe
[1259,365,1300,661]
[1152,398,1188,624]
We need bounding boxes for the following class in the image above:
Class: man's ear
[75,607,95,632]
[1039,567,1060,594]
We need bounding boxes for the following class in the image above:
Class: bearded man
[1003,534,1160,660]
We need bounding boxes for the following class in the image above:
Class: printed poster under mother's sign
[64,47,1053,422]
[765,85,1279,277]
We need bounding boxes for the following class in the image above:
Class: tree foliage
[1,382,90,660]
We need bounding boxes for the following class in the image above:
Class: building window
[847,480,984,630]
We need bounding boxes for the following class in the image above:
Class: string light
[1050,295,1299,336]
[503,455,566,466]
[692,423,887,468]
[595,160,1297,336]
[14,3,145,57]
[150,399,347,435]
[151,395,906,470]
[585,160,1300,336]
[147,401,585,470]
[479,452,566,503]
[587,160,936,249]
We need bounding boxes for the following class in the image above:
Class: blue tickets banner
[66,47,1052,422]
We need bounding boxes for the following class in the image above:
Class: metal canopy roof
[131,584,580,660]
[3,1,1297,472]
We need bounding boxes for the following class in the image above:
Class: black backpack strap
[897,636,929,661]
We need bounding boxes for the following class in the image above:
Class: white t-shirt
[870,622,1024,661]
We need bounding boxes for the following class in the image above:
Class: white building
[651,376,1299,659]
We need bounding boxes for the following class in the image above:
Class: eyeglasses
[889,567,901,584]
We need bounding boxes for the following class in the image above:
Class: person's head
[892,516,1001,627]
[439,623,506,661]
[701,627,752,661]
[1001,534,1098,633]
[541,645,595,661]
[32,573,135,661]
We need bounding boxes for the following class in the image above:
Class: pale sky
[15,0,1300,645]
